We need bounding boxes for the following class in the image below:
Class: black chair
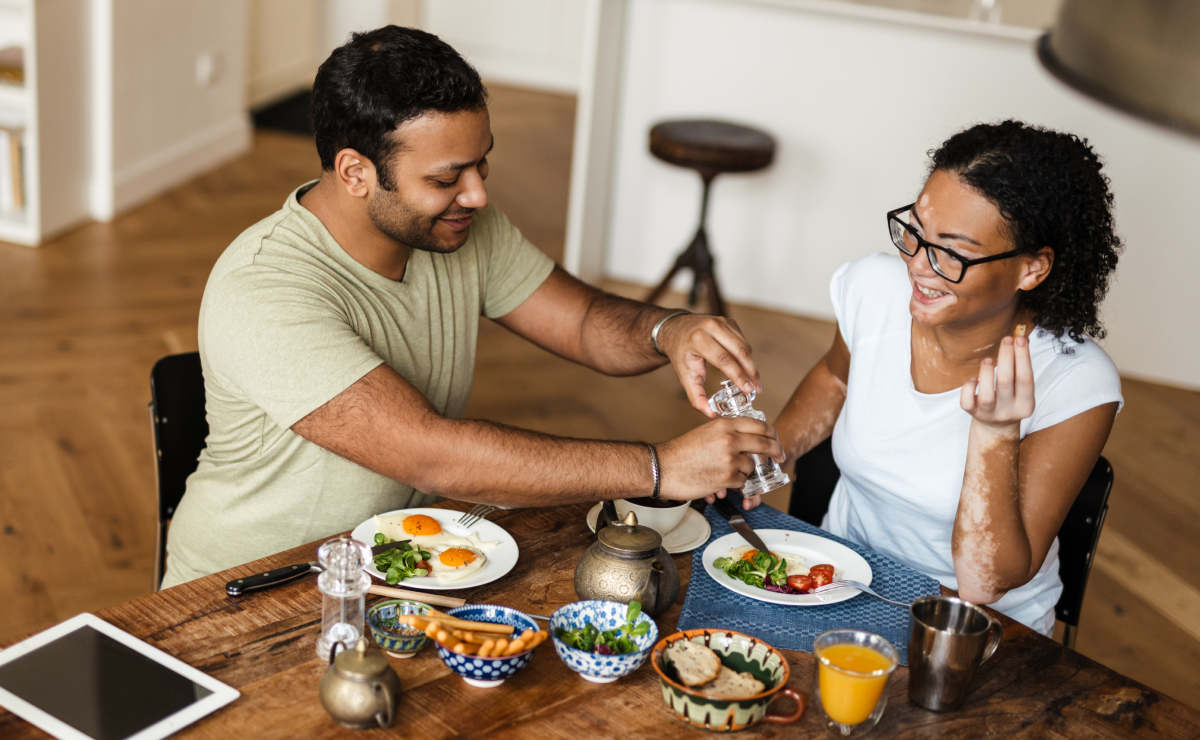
[148,352,209,591]
[786,437,1113,648]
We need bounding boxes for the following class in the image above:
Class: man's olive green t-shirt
[161,184,554,588]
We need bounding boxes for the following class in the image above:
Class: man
[161,26,782,588]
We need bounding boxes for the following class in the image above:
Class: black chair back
[1053,457,1113,645]
[785,437,1113,646]
[149,352,209,590]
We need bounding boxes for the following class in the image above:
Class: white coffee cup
[614,497,689,536]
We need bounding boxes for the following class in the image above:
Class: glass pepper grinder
[315,537,372,660]
[709,379,791,498]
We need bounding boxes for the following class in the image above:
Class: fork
[456,504,497,528]
[811,579,910,608]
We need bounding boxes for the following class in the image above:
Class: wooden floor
[1,83,1197,711]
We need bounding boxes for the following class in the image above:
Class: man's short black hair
[310,26,488,189]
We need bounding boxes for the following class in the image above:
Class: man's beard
[366,188,473,254]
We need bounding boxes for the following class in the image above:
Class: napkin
[676,504,941,665]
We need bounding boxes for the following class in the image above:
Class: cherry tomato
[809,564,835,576]
[811,570,833,588]
[787,574,814,593]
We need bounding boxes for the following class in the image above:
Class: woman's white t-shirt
[822,253,1123,636]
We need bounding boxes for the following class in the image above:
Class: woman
[775,120,1123,635]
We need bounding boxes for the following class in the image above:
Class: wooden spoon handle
[367,584,466,608]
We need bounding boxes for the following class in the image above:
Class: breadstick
[493,638,509,654]
[518,628,535,643]
[423,620,442,639]
[529,631,548,647]
[502,637,527,656]
[422,610,515,636]
[399,614,432,631]
[478,639,496,658]
[1014,324,1027,338]
[451,629,485,644]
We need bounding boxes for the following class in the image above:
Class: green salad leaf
[554,600,651,655]
[373,533,432,585]
[712,551,789,589]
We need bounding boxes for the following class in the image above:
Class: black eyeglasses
[886,204,1022,283]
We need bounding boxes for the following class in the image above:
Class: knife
[712,494,771,554]
[225,539,409,597]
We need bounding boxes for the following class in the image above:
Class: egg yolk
[741,549,779,561]
[439,548,477,567]
[403,514,443,536]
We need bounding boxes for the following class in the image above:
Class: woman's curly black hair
[310,26,487,191]
[928,120,1122,342]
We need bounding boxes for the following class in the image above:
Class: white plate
[586,503,711,554]
[701,529,872,606]
[350,508,519,590]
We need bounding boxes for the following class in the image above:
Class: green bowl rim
[650,628,790,702]
[366,599,432,638]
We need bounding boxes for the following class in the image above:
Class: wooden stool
[645,120,776,316]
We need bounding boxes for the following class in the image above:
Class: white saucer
[586,503,711,554]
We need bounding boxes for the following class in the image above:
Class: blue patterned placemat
[677,504,941,665]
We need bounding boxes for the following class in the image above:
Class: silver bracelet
[646,443,661,499]
[651,309,691,356]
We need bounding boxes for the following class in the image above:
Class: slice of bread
[695,665,766,697]
[665,640,721,687]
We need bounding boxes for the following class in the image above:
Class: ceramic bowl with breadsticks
[426,605,546,688]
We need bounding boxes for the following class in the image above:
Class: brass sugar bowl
[319,637,401,729]
[574,510,680,616]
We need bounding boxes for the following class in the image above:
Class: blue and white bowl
[435,605,541,688]
[550,600,659,683]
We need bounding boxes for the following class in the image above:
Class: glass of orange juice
[813,630,899,736]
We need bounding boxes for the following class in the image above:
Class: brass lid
[332,638,390,680]
[597,511,662,554]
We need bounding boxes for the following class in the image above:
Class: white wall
[246,0,420,109]
[600,0,1200,389]
[248,0,322,108]
[101,0,251,217]
[421,0,588,93]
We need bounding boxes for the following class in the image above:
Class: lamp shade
[1038,0,1200,139]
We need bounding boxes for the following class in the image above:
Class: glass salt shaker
[315,537,372,660]
[708,379,791,498]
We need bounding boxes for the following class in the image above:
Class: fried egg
[725,545,808,577]
[429,546,486,582]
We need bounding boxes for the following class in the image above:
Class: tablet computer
[0,613,239,740]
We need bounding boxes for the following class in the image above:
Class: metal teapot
[574,509,680,616]
[318,638,401,729]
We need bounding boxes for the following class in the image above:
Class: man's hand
[656,314,762,416]
[657,417,784,500]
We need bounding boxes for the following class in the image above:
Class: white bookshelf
[0,0,90,246]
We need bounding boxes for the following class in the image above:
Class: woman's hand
[960,336,1035,430]
[703,489,763,510]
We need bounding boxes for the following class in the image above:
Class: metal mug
[907,595,1003,712]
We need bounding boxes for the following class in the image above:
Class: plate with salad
[349,508,519,590]
[701,529,872,606]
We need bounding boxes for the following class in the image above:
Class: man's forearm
[390,415,656,506]
[577,289,675,375]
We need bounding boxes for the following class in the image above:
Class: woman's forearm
[952,420,1032,604]
[773,356,847,461]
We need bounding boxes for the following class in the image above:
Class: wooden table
[4,501,1199,739]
